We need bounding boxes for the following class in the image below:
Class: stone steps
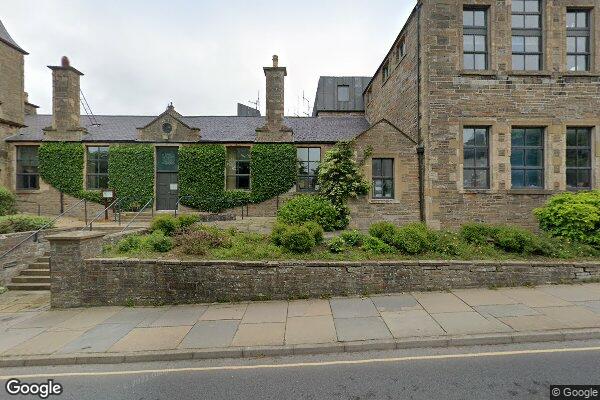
[11,276,50,284]
[7,256,50,291]
[19,269,50,276]
[6,282,50,291]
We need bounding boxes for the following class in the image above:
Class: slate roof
[6,115,370,143]
[0,19,27,54]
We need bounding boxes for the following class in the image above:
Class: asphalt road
[1,340,600,400]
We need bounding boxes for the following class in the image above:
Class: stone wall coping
[86,258,600,268]
[47,231,106,242]
[0,227,78,240]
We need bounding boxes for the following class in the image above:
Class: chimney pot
[272,55,278,67]
[61,56,70,68]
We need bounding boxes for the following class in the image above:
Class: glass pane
[308,161,319,174]
[578,129,590,146]
[464,169,475,188]
[577,12,588,28]
[524,0,539,12]
[298,177,310,191]
[382,159,393,177]
[567,55,576,71]
[464,35,474,52]
[237,148,250,160]
[566,169,577,187]
[525,36,540,52]
[525,55,540,70]
[566,149,577,167]
[475,148,488,167]
[512,0,524,12]
[237,161,250,175]
[511,149,525,167]
[576,37,587,52]
[157,148,178,172]
[475,128,488,146]
[525,149,542,167]
[578,170,591,188]
[475,54,486,70]
[464,54,475,70]
[525,129,542,146]
[567,37,576,53]
[577,55,588,71]
[474,35,486,51]
[512,36,524,53]
[382,179,394,198]
[512,15,524,29]
[511,129,525,146]
[578,150,590,167]
[373,179,383,197]
[99,176,109,189]
[237,175,250,190]
[464,148,475,167]
[512,170,525,188]
[474,11,485,26]
[475,169,489,188]
[372,159,382,177]
[512,55,525,70]
[337,85,350,102]
[297,147,308,161]
[463,128,475,145]
[463,10,474,26]
[308,148,320,161]
[524,15,540,28]
[566,12,576,28]
[525,170,542,188]
[566,129,577,146]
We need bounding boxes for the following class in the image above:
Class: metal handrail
[82,197,123,231]
[174,196,193,216]
[0,197,87,260]
[121,197,153,232]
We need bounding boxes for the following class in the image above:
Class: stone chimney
[256,55,292,142]
[45,56,85,136]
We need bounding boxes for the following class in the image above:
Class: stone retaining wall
[46,235,600,308]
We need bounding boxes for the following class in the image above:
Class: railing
[0,198,87,260]
[173,196,193,216]
[82,196,130,231]
[121,197,154,232]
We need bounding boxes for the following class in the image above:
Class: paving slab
[537,285,600,302]
[0,312,41,330]
[413,292,472,313]
[497,288,571,307]
[451,289,518,306]
[241,302,287,324]
[330,298,378,319]
[575,300,600,314]
[199,303,247,321]
[58,323,136,353]
[0,328,45,353]
[109,326,192,352]
[4,330,86,355]
[536,306,600,329]
[475,304,540,318]
[11,310,83,329]
[431,312,512,335]
[287,299,331,317]
[179,320,240,349]
[371,294,422,312]
[381,310,445,338]
[150,305,207,327]
[285,316,337,344]
[334,317,392,342]
[49,307,122,331]
[499,315,568,331]
[102,307,171,327]
[232,323,285,346]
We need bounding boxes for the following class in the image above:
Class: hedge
[250,143,296,203]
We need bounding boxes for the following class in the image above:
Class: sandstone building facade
[0,0,599,229]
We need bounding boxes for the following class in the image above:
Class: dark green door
[156,147,178,210]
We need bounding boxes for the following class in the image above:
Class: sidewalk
[1,284,600,367]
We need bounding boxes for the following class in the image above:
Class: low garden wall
[46,231,600,308]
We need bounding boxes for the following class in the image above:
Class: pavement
[1,284,600,367]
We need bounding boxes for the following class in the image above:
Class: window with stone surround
[16,146,39,190]
[566,127,592,190]
[567,10,590,72]
[297,147,321,192]
[463,127,490,189]
[372,158,394,199]
[226,147,251,190]
[396,39,406,62]
[511,127,544,188]
[382,62,390,82]
[511,0,543,71]
[86,146,109,190]
[463,8,488,70]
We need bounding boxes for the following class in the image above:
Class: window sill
[369,198,399,204]
[15,189,42,195]
[562,71,600,77]
[462,189,494,194]
[508,189,556,195]
[507,71,553,77]
[460,70,497,77]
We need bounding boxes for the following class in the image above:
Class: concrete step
[20,269,50,276]
[36,256,50,263]
[12,276,50,284]
[29,262,49,269]
[6,282,50,291]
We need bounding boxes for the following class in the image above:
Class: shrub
[117,235,143,253]
[303,221,324,245]
[327,236,347,253]
[150,215,181,236]
[280,225,316,253]
[361,236,395,254]
[277,195,342,231]
[143,231,173,253]
[0,187,16,216]
[534,191,600,246]
[459,223,499,246]
[390,223,432,255]
[369,222,398,244]
[177,214,199,231]
[493,226,537,254]
[339,230,366,247]
[0,215,54,234]
[271,222,288,246]
[431,231,468,257]
[175,228,231,255]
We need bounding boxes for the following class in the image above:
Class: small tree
[317,141,369,227]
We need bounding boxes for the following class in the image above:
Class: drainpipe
[416,1,426,223]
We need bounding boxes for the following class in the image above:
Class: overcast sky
[3,0,414,117]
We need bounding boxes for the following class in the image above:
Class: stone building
[0,0,599,229]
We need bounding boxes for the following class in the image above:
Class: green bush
[177,214,199,231]
[327,236,347,253]
[277,195,341,231]
[271,222,288,246]
[143,231,173,253]
[493,226,538,254]
[280,225,316,253]
[175,227,232,255]
[368,222,398,244]
[534,191,600,246]
[361,236,395,254]
[459,223,499,246]
[150,215,181,236]
[116,235,143,252]
[390,223,432,255]
[0,215,54,234]
[339,230,366,247]
[303,221,324,245]
[250,144,297,203]
[0,186,16,216]
[108,145,155,211]
[431,231,468,257]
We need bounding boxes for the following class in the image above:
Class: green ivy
[38,142,102,203]
[108,145,154,210]
[250,143,296,203]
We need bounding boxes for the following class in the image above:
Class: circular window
[162,122,173,134]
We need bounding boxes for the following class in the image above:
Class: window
[372,158,394,199]
[511,0,542,71]
[567,10,590,71]
[463,127,490,189]
[382,62,390,82]
[16,146,39,190]
[365,87,372,104]
[337,85,350,102]
[511,127,544,188]
[463,8,488,70]
[297,147,321,191]
[86,146,109,190]
[566,127,592,189]
[226,147,250,190]
[397,39,406,61]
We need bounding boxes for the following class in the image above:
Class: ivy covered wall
[250,143,297,203]
[108,144,154,210]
